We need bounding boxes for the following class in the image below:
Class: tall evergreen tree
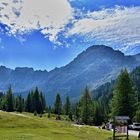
[63,96,71,115]
[30,91,35,113]
[25,92,31,112]
[111,69,137,119]
[79,87,93,125]
[135,105,140,123]
[63,96,73,120]
[34,87,43,114]
[54,93,62,115]
[0,95,7,111]
[16,95,23,113]
[75,102,80,121]
[93,101,104,125]
[6,86,14,112]
[40,92,46,112]
[48,106,51,118]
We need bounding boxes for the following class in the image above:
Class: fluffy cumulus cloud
[0,0,140,53]
[0,0,73,43]
[67,6,140,53]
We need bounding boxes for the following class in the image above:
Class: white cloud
[0,1,140,53]
[0,0,73,43]
[67,6,140,53]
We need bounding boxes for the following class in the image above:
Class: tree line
[0,87,46,114]
[0,68,140,125]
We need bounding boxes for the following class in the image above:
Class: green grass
[0,111,138,140]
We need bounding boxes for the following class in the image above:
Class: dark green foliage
[0,95,7,111]
[25,88,46,114]
[63,96,71,115]
[79,87,93,125]
[74,102,80,122]
[134,105,140,123]
[15,95,23,113]
[54,93,62,115]
[48,106,51,118]
[25,92,32,112]
[33,87,43,114]
[40,92,46,111]
[111,69,137,119]
[6,86,14,112]
[63,96,73,120]
[0,86,46,114]
[0,92,3,99]
[92,81,115,100]
[131,66,140,101]
[93,101,104,125]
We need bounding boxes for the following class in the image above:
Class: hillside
[92,65,140,102]
[0,111,137,140]
[0,45,140,104]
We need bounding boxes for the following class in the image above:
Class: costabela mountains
[0,45,140,104]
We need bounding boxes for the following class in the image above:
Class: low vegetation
[0,111,137,140]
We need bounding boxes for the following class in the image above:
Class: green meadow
[0,111,138,140]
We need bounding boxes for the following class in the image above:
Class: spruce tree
[63,96,73,120]
[93,101,104,125]
[34,87,43,114]
[75,102,80,122]
[40,92,46,112]
[0,95,7,111]
[54,93,62,115]
[63,96,71,115]
[111,69,137,119]
[25,92,31,112]
[79,87,93,125]
[16,95,23,113]
[6,86,14,112]
[30,91,34,113]
[48,106,51,118]
[135,105,140,123]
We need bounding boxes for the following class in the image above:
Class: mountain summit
[0,45,140,104]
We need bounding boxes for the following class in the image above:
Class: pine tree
[63,96,73,120]
[48,106,51,118]
[34,87,43,114]
[135,105,140,123]
[63,96,71,115]
[54,93,62,115]
[75,102,80,122]
[16,95,23,113]
[25,92,31,112]
[0,95,7,111]
[79,87,93,125]
[111,69,137,119]
[22,98,25,112]
[6,86,14,112]
[40,92,46,112]
[30,91,34,113]
[93,101,104,125]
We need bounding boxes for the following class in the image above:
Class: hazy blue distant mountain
[134,52,140,62]
[0,66,48,93]
[0,45,140,104]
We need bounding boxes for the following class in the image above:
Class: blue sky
[0,0,140,70]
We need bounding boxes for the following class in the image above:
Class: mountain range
[0,45,140,104]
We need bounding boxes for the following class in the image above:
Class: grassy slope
[0,111,138,140]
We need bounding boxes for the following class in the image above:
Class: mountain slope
[42,45,139,103]
[0,66,48,92]
[91,65,140,104]
[0,45,140,104]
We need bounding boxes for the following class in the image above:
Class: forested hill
[92,66,140,102]
[0,45,140,104]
